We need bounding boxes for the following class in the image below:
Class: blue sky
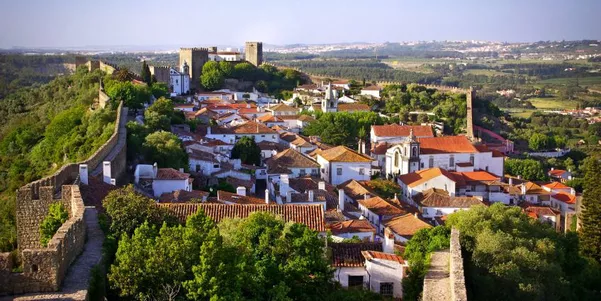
[0,0,600,48]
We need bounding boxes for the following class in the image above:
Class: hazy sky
[1,0,600,48]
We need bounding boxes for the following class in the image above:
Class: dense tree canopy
[142,131,188,170]
[230,136,261,166]
[579,157,601,263]
[303,111,385,147]
[504,158,548,181]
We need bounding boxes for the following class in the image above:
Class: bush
[39,202,68,247]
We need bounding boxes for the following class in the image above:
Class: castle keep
[245,41,263,67]
[179,47,209,90]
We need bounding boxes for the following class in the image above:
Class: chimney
[551,167,554,171]
[237,186,247,196]
[79,164,89,185]
[383,228,395,254]
[413,212,418,218]
[103,161,111,184]
[179,168,184,173]
[364,193,370,200]
[338,189,345,212]
[521,184,526,195]
[570,188,576,195]
[286,190,292,203]
[207,127,212,135]
[308,190,315,202]
[361,141,366,154]
[508,177,513,185]
[280,174,290,197]
[517,175,522,180]
[265,189,270,204]
[153,162,158,178]
[110,178,116,186]
[318,181,326,191]
[394,193,398,201]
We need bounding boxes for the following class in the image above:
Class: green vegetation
[143,131,188,170]
[446,203,601,300]
[579,157,601,263]
[231,136,261,166]
[0,54,72,99]
[504,158,548,181]
[402,226,450,301]
[303,111,386,147]
[39,202,68,247]
[364,179,401,199]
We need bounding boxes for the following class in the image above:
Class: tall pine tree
[141,60,152,85]
[579,157,601,263]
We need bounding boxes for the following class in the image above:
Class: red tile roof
[267,103,298,112]
[398,168,457,188]
[549,169,568,177]
[372,125,434,138]
[358,196,406,216]
[552,192,577,204]
[329,219,376,235]
[362,250,405,264]
[156,168,190,180]
[210,121,277,135]
[524,206,560,218]
[266,148,320,174]
[159,190,209,203]
[361,85,381,91]
[370,142,389,155]
[451,171,500,183]
[159,203,325,231]
[217,190,264,205]
[384,214,432,238]
[543,182,569,189]
[337,103,370,112]
[418,136,478,154]
[318,146,372,162]
[330,243,382,267]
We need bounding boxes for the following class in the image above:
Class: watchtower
[179,48,209,90]
[245,42,263,66]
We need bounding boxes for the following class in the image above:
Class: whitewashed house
[329,219,377,242]
[412,188,484,219]
[134,163,192,198]
[360,85,381,98]
[383,214,432,243]
[317,146,373,185]
[205,121,280,144]
[358,196,406,234]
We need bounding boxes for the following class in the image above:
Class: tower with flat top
[179,48,209,90]
[245,42,263,66]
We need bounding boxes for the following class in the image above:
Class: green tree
[218,61,233,78]
[143,131,188,169]
[150,82,169,98]
[103,185,176,237]
[231,136,261,166]
[417,113,429,124]
[505,158,548,181]
[144,97,174,131]
[579,157,601,263]
[529,132,550,151]
[365,179,401,199]
[200,69,224,91]
[39,202,68,247]
[141,60,152,85]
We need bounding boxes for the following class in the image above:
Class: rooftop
[413,188,484,208]
[329,219,376,235]
[399,168,456,188]
[362,250,405,264]
[156,168,190,180]
[384,214,433,238]
[358,196,406,216]
[266,148,320,174]
[372,125,434,138]
[267,103,298,112]
[552,192,577,204]
[210,121,277,135]
[217,190,264,205]
[418,136,478,154]
[318,146,372,162]
[330,242,383,267]
[159,190,209,203]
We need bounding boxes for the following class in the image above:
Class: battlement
[180,47,209,52]
[1,185,86,295]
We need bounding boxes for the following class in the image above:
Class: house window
[261,135,265,137]
[449,156,454,168]
[420,162,424,168]
[412,146,417,157]
[359,168,365,175]
[470,154,475,165]
[300,169,306,176]
[429,157,434,168]
[312,169,318,175]
[394,152,400,167]
[196,164,201,172]
[213,164,220,168]
[380,282,394,296]
[348,275,364,288]
[337,168,342,176]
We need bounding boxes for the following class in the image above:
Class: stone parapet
[449,228,467,301]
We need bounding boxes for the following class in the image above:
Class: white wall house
[363,250,408,298]
[360,86,381,98]
[134,163,192,198]
[205,121,280,144]
[170,63,190,95]
[398,168,458,204]
[317,146,372,185]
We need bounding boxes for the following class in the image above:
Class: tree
[417,113,429,124]
[365,179,401,199]
[114,68,133,82]
[446,203,601,300]
[39,202,68,247]
[231,136,261,166]
[200,69,224,91]
[103,185,176,237]
[232,62,256,81]
[218,61,233,78]
[150,82,169,99]
[143,131,188,169]
[505,158,548,181]
[141,60,152,85]
[144,97,174,131]
[579,157,601,263]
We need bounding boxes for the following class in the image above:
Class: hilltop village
[0,41,595,301]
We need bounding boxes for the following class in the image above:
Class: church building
[169,62,191,95]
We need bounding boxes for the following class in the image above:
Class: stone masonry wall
[0,185,86,295]
[449,228,467,301]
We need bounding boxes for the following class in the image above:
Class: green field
[538,76,601,86]
[501,108,536,118]
[528,97,579,110]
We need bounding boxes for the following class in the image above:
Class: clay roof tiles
[330,242,383,267]
[372,125,434,138]
[337,103,370,112]
[552,192,577,204]
[384,214,433,238]
[417,136,478,154]
[318,146,372,162]
[361,250,405,264]
[217,190,264,205]
[358,196,406,216]
[159,203,325,231]
[329,219,376,235]
[156,168,190,180]
[159,190,209,203]
[398,168,458,188]
[413,188,484,208]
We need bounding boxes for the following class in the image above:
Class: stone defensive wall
[0,102,127,296]
[0,185,86,295]
[449,228,468,301]
[22,101,126,199]
[422,228,467,301]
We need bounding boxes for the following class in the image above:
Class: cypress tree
[579,157,601,263]
[141,60,152,85]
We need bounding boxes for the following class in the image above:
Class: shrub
[39,202,68,247]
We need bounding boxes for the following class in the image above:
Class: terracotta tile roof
[384,214,433,238]
[413,188,483,208]
[492,150,505,158]
[523,182,550,195]
[159,190,209,203]
[159,203,325,231]
[80,176,118,210]
[217,190,264,205]
[210,121,277,135]
[332,80,350,85]
[338,179,379,201]
[298,114,316,122]
[289,176,336,193]
[398,168,457,188]
[418,136,478,154]
[175,104,195,109]
[257,114,284,123]
[370,142,389,155]
[188,149,219,163]
[329,219,376,235]
[543,182,569,189]
[156,168,190,180]
[361,85,381,91]
[318,146,372,162]
[337,103,370,112]
[549,169,568,177]
[257,141,286,151]
[524,206,560,218]
[203,139,231,146]
[289,190,338,209]
[552,192,577,204]
[358,196,406,216]
[451,171,500,183]
[330,243,382,267]
[500,184,522,194]
[267,103,298,112]
[266,149,320,174]
[372,125,434,138]
[362,250,405,264]
[224,177,255,193]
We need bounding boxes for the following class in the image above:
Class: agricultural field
[538,76,601,86]
[527,97,580,110]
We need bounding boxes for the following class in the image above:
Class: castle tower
[179,48,209,90]
[245,42,263,66]
[466,87,475,141]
